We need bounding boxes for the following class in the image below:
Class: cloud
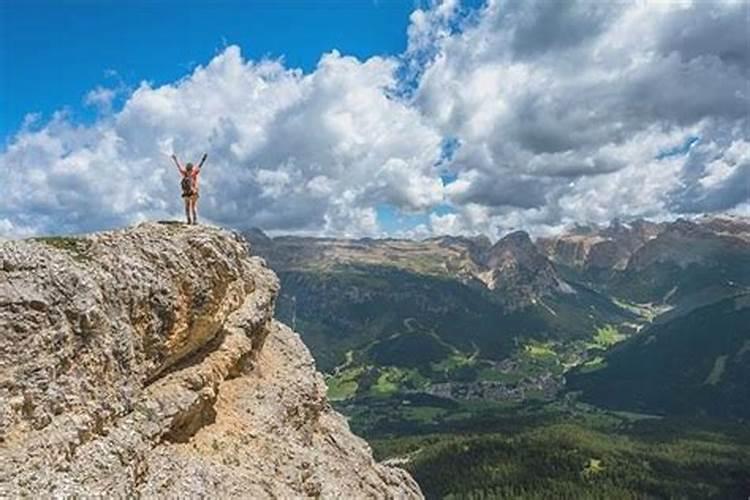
[668,131,750,214]
[1,46,443,237]
[84,86,117,113]
[407,0,749,236]
[1,0,748,239]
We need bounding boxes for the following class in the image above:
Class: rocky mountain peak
[702,215,750,237]
[538,217,669,272]
[485,230,542,268]
[477,230,566,308]
[0,222,421,498]
[668,217,701,235]
[498,229,534,246]
[625,216,750,274]
[244,226,272,246]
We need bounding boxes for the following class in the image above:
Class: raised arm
[171,154,186,175]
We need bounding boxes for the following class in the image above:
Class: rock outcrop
[537,219,665,273]
[626,217,750,271]
[0,222,422,498]
[476,231,572,309]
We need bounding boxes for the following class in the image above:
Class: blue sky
[0,0,746,239]
[0,0,416,142]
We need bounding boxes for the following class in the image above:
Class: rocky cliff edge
[0,222,421,498]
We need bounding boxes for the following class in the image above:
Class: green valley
[246,216,750,498]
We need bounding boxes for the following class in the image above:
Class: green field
[589,325,626,349]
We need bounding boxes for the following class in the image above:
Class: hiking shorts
[182,192,199,201]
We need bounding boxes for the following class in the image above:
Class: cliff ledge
[0,222,421,498]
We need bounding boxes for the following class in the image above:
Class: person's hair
[186,162,194,170]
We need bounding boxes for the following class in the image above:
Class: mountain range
[243,215,750,496]
[4,216,746,498]
[246,215,750,419]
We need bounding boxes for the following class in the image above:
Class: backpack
[181,174,195,196]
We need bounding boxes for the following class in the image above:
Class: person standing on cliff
[171,153,207,225]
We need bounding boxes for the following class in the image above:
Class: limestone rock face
[478,231,568,309]
[0,222,422,498]
[536,219,666,272]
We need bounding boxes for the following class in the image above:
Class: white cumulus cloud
[1,46,443,238]
[410,0,749,236]
[1,1,748,239]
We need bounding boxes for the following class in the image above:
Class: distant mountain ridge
[251,221,585,310]
[247,222,633,370]
[537,218,665,273]
[244,215,750,420]
[249,214,750,307]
